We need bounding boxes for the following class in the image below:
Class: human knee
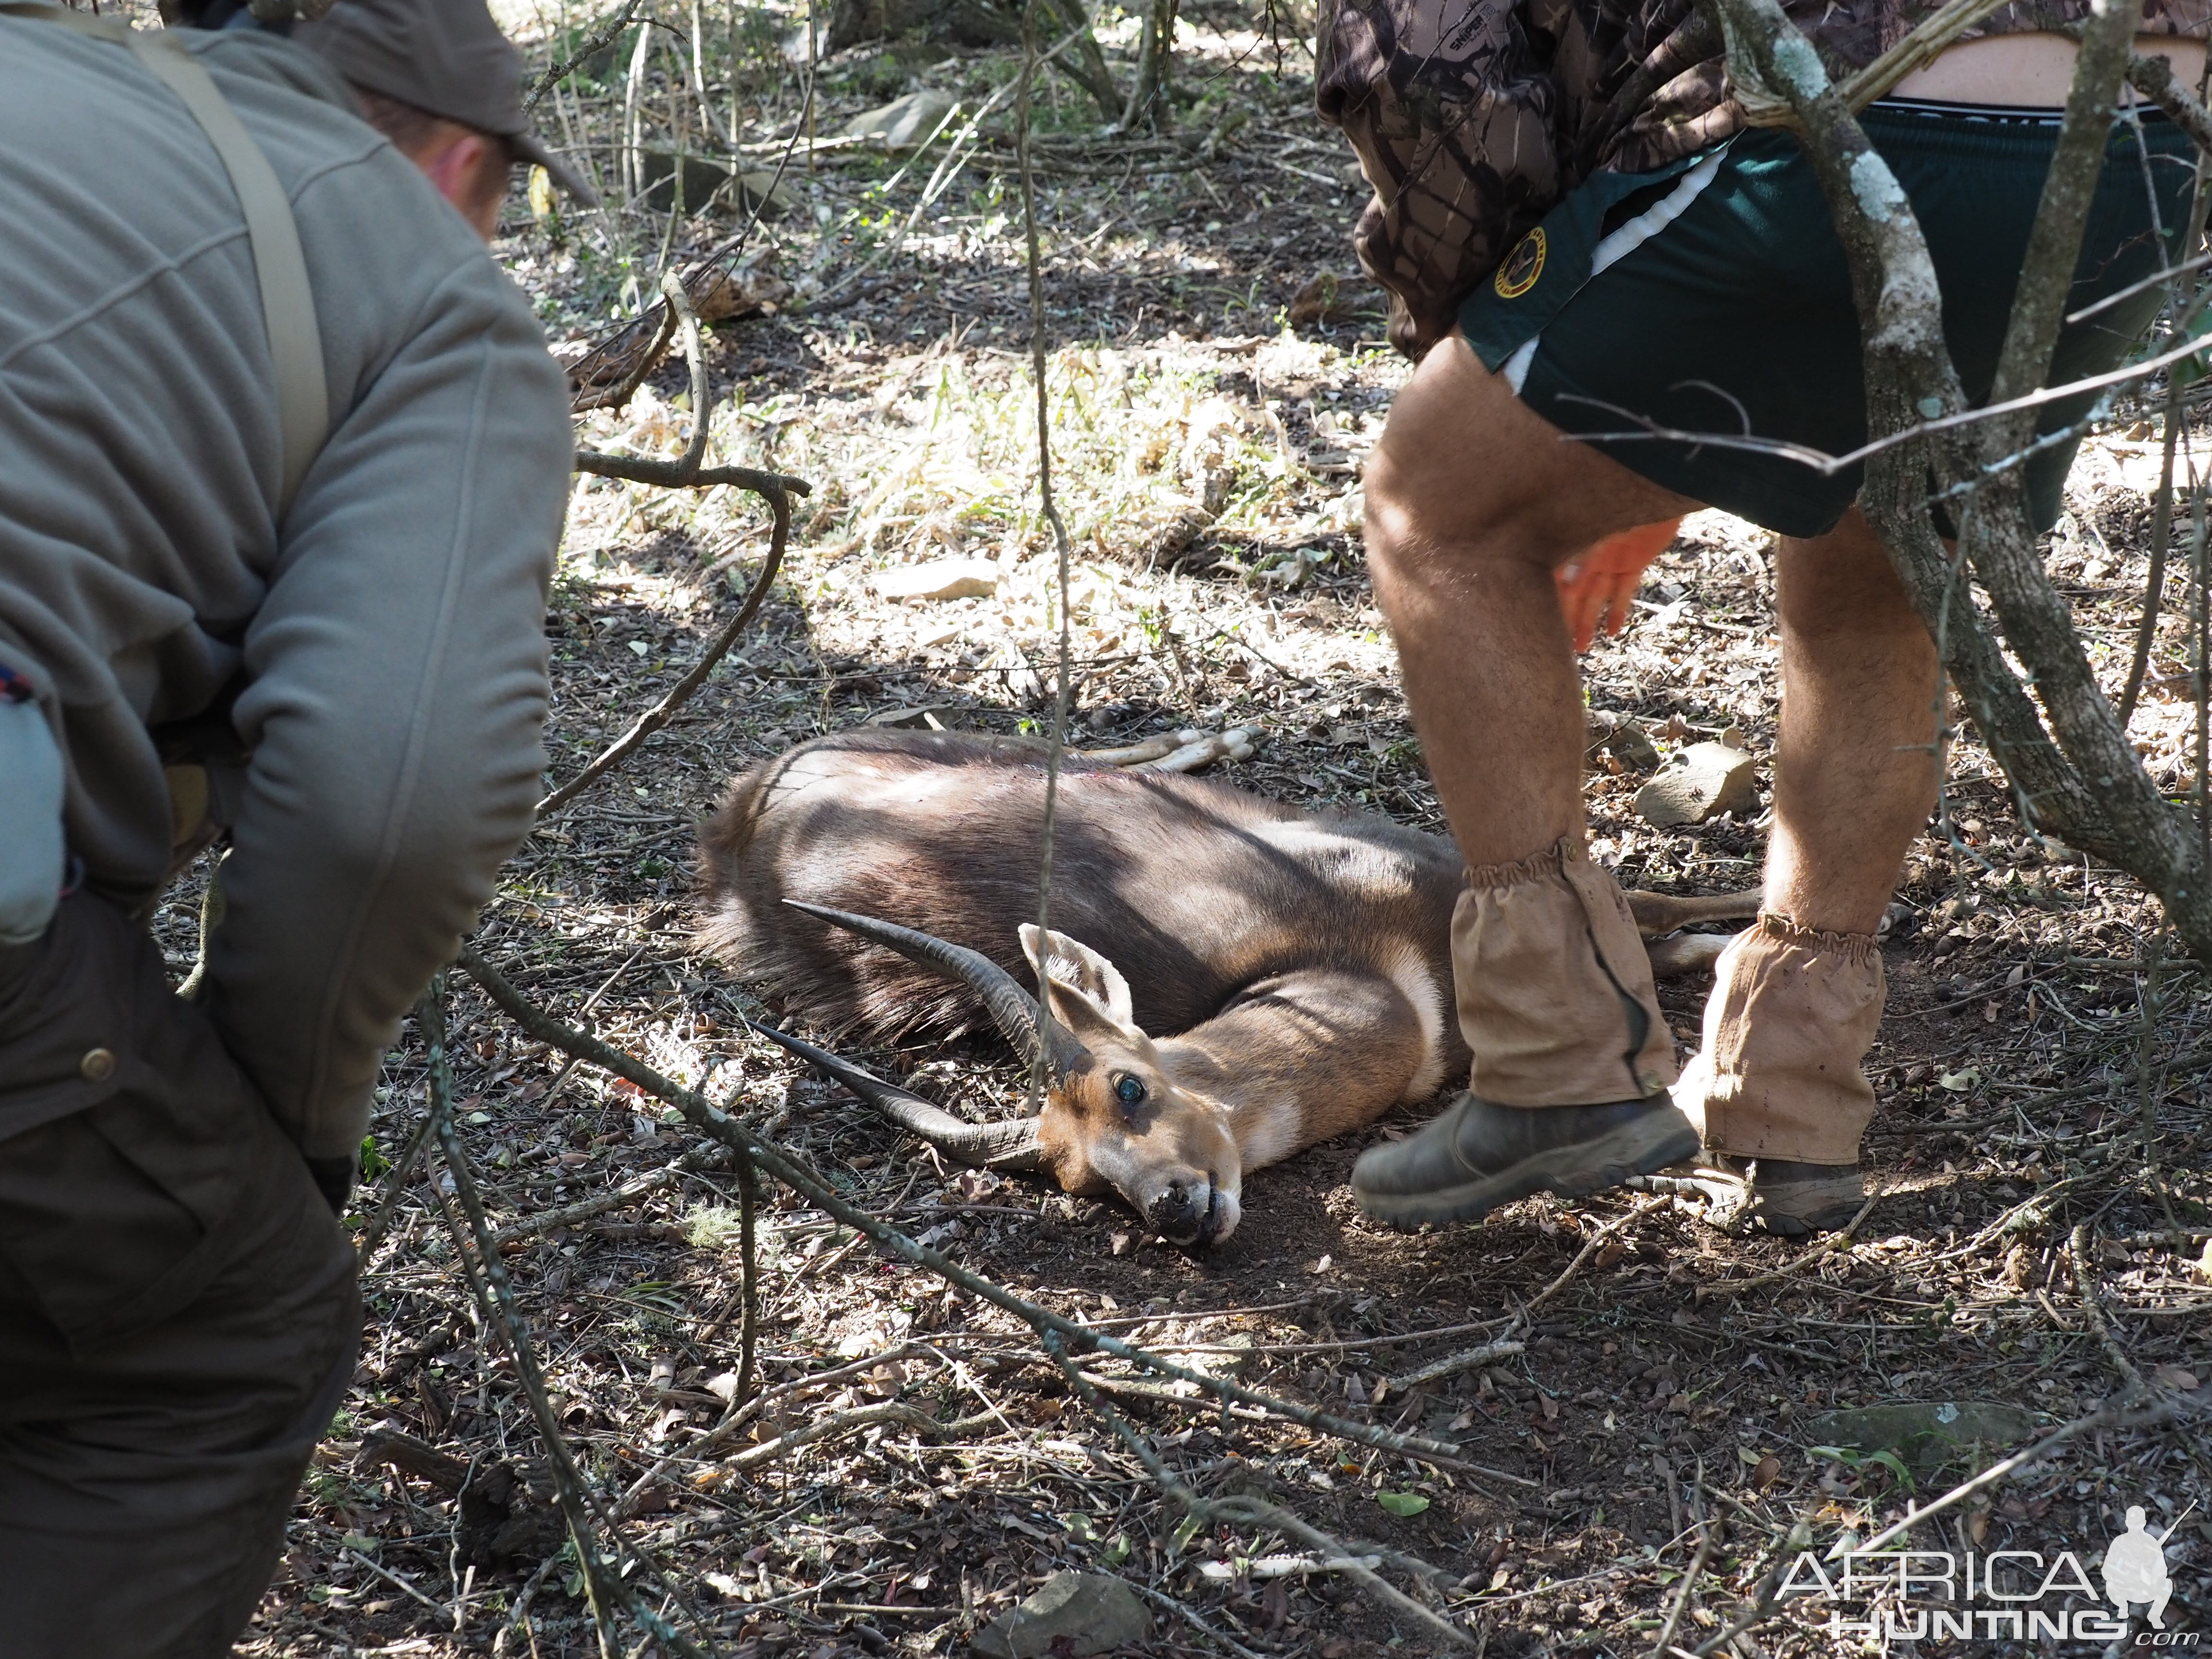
[1775,518,1933,650]
[1362,438,1570,597]
[1364,337,1636,588]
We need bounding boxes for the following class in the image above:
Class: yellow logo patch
[1493,227,1547,300]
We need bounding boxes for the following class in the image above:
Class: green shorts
[1459,102,2197,539]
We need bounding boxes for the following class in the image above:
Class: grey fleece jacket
[0,17,573,1159]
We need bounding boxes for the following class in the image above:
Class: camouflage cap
[296,0,599,205]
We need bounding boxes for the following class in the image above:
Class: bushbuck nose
[1146,1179,1215,1246]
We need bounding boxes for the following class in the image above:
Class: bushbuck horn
[782,900,1087,1078]
[745,1019,1047,1173]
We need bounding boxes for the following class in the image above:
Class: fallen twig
[1195,1551,1386,1581]
[1169,1312,1512,1358]
[2068,1220,2147,1396]
[614,1342,937,1515]
[419,978,715,1658]
[1690,1189,1883,1299]
[489,1549,565,1658]
[1649,1462,1715,1657]
[1382,1340,1527,1395]
[1135,1583,1267,1659]
[717,1400,944,1474]
[341,1544,445,1614]
[1209,1490,1469,1647]
[1044,1334,1472,1647]
[1687,1515,1815,1658]
[1523,1196,1664,1319]
[486,1147,733,1249]
[1067,1366,1534,1489]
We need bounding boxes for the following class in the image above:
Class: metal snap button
[80,1046,117,1082]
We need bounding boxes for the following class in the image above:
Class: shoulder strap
[3,4,329,517]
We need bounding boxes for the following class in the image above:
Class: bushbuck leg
[1623,887,1763,937]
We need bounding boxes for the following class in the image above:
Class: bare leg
[1364,337,1694,867]
[1766,507,1942,932]
[1677,506,1937,1219]
[1352,338,1704,1227]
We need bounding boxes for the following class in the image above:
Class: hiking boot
[1353,1091,1700,1230]
[1636,1156,1865,1237]
[1740,1159,1864,1236]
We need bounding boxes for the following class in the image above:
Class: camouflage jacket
[1317,0,2212,355]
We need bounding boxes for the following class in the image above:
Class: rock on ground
[872,557,1000,601]
[971,1571,1153,1659]
[1634,740,1757,828]
[1806,1400,2040,1474]
[841,89,963,151]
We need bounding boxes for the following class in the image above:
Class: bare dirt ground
[210,6,2211,1655]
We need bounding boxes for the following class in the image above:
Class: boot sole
[1354,1104,1700,1231]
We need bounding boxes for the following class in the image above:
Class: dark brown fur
[696,730,1469,1081]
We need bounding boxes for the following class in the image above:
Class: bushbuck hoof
[1351,1091,1698,1230]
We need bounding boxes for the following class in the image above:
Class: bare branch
[721,1400,946,1472]
[418,977,716,1658]
[1987,0,2141,422]
[524,0,647,114]
[536,482,791,816]
[2069,1220,2149,1395]
[483,1147,733,1250]
[455,945,1485,1474]
[2122,46,2212,151]
[1382,1339,1528,1394]
[1561,319,2212,474]
[1045,1337,1475,1647]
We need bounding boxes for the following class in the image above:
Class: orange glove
[1554,518,1681,653]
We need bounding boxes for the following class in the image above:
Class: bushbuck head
[749,902,1244,1247]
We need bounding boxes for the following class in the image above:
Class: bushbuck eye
[1113,1073,1148,1108]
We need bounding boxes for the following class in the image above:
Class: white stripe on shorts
[1503,147,1730,396]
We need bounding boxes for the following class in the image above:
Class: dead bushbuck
[698,731,1754,1245]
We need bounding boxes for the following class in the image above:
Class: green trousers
[0,894,360,1659]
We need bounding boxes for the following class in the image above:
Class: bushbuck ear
[1019,924,1140,1039]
